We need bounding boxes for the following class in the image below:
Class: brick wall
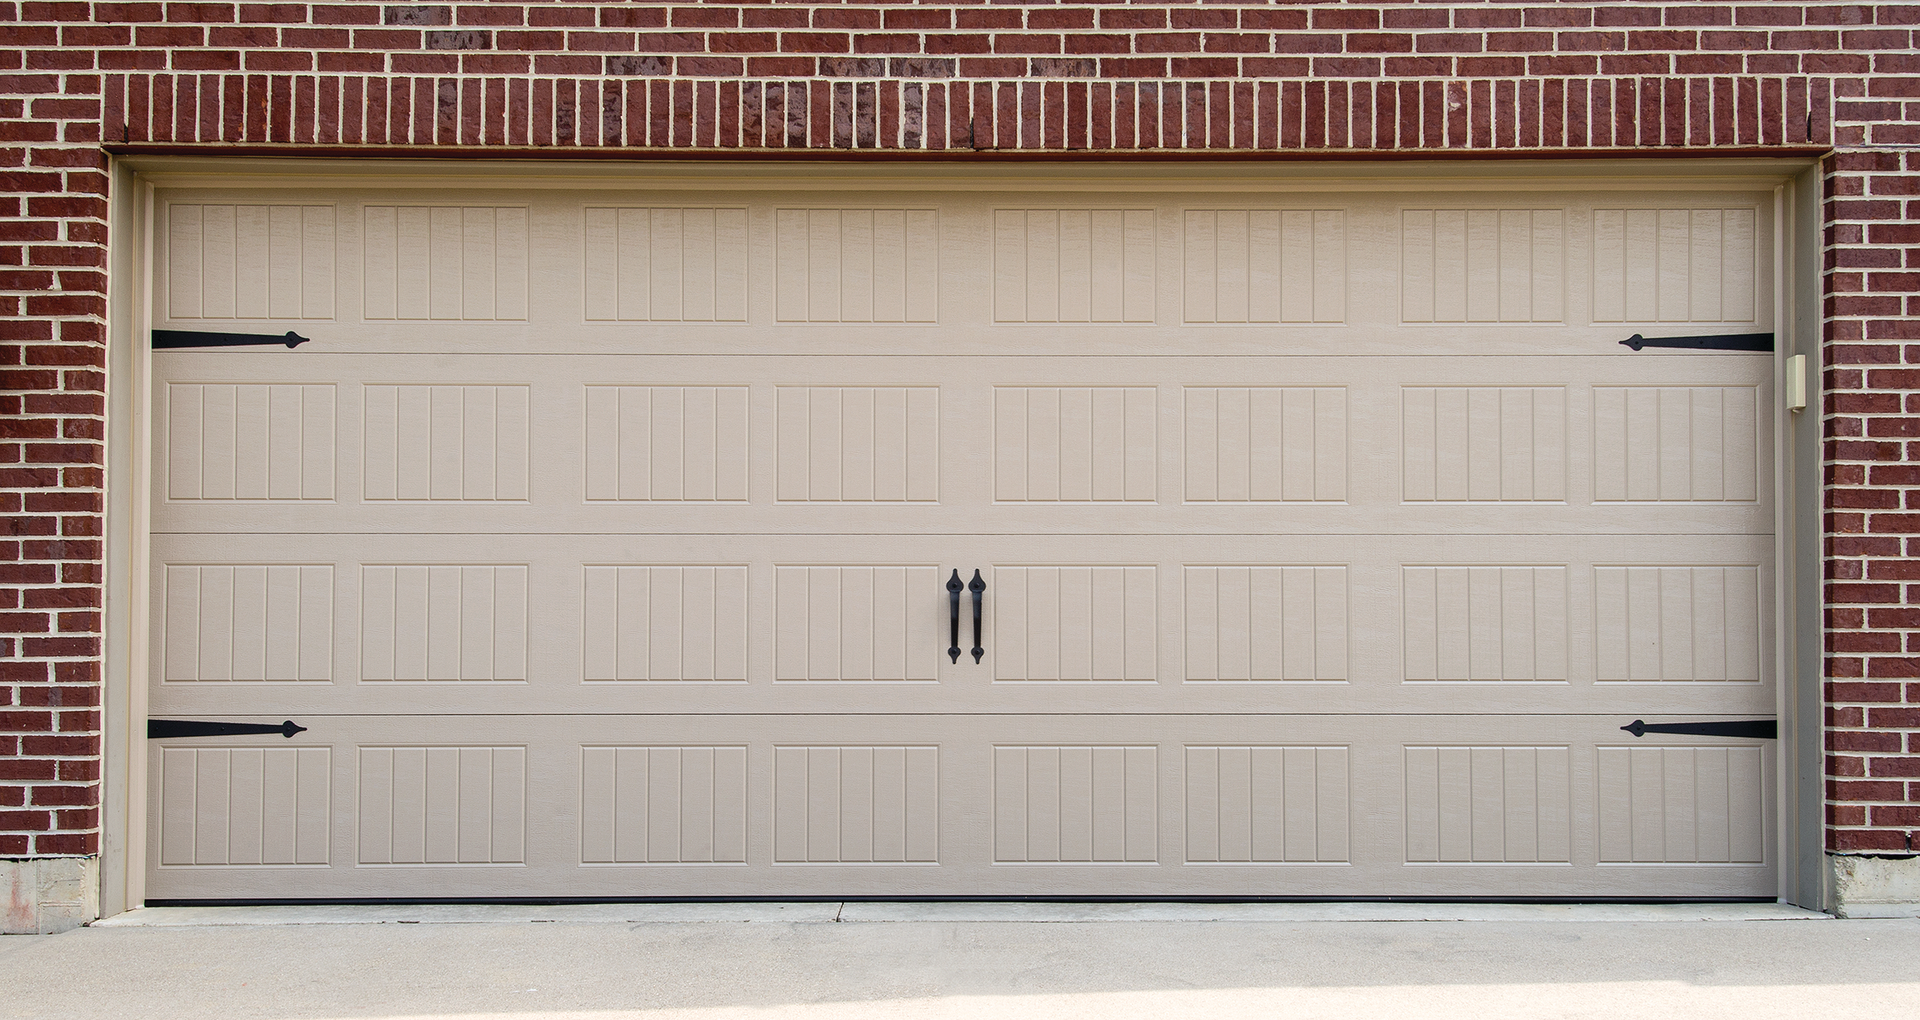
[1,1,107,857]
[1,1,1917,864]
[1824,141,1920,855]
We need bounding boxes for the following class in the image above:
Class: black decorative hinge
[153,329,312,350]
[1620,719,1777,740]
[1620,332,1773,353]
[148,719,307,739]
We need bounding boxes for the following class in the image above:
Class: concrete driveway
[3,902,1915,1020]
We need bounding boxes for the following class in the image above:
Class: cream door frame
[100,155,1825,916]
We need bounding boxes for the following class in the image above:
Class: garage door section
[145,185,1778,900]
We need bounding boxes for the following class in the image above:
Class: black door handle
[969,569,986,663]
[947,569,964,664]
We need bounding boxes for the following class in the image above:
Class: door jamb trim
[97,155,1826,917]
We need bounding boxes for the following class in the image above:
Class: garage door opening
[135,173,1784,901]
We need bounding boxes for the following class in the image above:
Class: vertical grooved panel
[584,386,749,502]
[1402,387,1565,502]
[995,566,1156,682]
[156,746,331,866]
[581,566,747,681]
[771,746,938,862]
[166,384,335,501]
[363,385,529,501]
[1597,746,1767,863]
[1593,386,1759,502]
[1592,207,1758,322]
[584,207,748,321]
[1401,209,1564,322]
[363,206,528,320]
[1182,210,1345,323]
[357,746,526,864]
[360,565,527,681]
[994,745,1157,863]
[1402,566,1567,681]
[1594,565,1763,681]
[774,209,937,322]
[580,746,747,863]
[167,204,336,320]
[1184,746,1349,862]
[1403,746,1570,863]
[994,387,1156,502]
[1184,386,1345,502]
[773,566,938,681]
[776,387,939,502]
[1183,566,1347,681]
[162,564,333,682]
[993,209,1154,322]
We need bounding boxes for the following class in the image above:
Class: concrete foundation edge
[2,857,100,934]
[12,854,1912,927]
[1829,854,1920,918]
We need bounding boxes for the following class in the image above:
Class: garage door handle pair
[947,569,986,664]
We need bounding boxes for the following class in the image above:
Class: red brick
[992,35,1063,56]
[1869,757,1920,777]
[781,32,850,53]
[1829,753,1868,776]
[1310,9,1379,31]
[1100,8,1166,31]
[1869,805,1920,826]
[33,832,97,854]
[28,785,94,807]
[1828,802,1868,825]
[1867,656,1920,678]
[885,9,951,31]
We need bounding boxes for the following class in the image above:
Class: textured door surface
[146,185,1778,900]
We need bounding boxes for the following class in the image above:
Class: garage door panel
[164,202,339,322]
[156,744,332,868]
[772,565,941,682]
[153,187,1770,346]
[582,565,750,682]
[151,353,1771,535]
[1591,206,1762,325]
[1185,744,1351,864]
[160,563,335,683]
[145,713,1772,900]
[1402,565,1569,682]
[1596,744,1769,864]
[150,533,1773,718]
[584,206,753,324]
[163,382,338,502]
[1182,209,1347,325]
[354,744,527,866]
[580,744,750,865]
[1593,384,1762,503]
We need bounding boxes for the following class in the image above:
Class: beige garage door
[144,179,1779,900]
